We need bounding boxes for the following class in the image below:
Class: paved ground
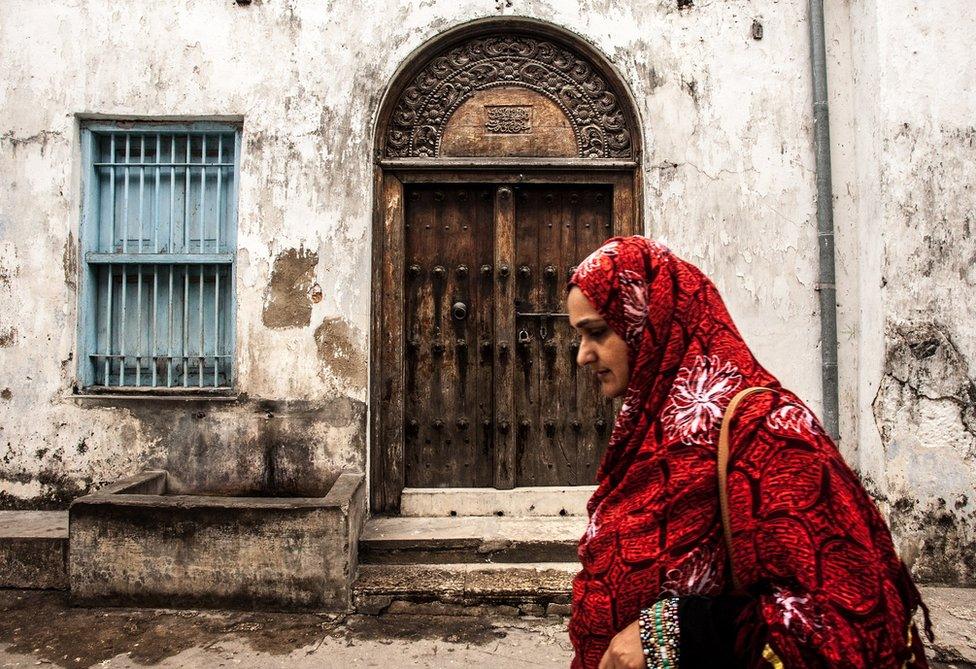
[0,591,573,668]
[1,588,973,668]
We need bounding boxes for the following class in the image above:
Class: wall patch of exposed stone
[261,247,319,329]
[314,317,367,385]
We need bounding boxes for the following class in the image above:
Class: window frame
[76,120,241,395]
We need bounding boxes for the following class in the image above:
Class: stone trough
[68,470,365,612]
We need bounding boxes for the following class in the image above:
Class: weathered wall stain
[0,327,16,347]
[261,247,319,328]
[875,322,976,584]
[314,316,367,385]
[889,496,976,586]
[0,130,63,154]
[0,388,11,400]
[62,231,76,289]
[117,395,366,498]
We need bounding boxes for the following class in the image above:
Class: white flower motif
[583,505,602,542]
[660,546,721,596]
[617,269,647,346]
[662,355,743,446]
[767,404,821,435]
[772,587,819,634]
[575,240,619,281]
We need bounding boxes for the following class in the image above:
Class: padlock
[517,329,531,347]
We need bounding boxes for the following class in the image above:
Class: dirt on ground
[0,590,572,668]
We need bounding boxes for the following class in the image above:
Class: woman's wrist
[638,597,681,668]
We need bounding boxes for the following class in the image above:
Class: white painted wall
[0,0,972,582]
[833,0,976,584]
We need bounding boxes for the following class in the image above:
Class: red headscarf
[567,236,929,668]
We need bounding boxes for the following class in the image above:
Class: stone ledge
[352,562,577,614]
[360,515,585,563]
[0,511,68,589]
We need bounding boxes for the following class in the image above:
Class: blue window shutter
[78,124,239,390]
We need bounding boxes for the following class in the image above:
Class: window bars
[82,127,239,390]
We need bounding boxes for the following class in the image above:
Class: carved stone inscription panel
[485,106,532,134]
[440,87,576,157]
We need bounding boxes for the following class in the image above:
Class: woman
[565,236,930,669]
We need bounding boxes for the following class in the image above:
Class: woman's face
[567,286,630,398]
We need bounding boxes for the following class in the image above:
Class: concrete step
[359,515,586,564]
[352,562,578,617]
[400,486,595,517]
[0,511,68,589]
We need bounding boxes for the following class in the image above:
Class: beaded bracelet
[637,598,680,669]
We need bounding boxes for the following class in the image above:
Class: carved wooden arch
[377,20,641,160]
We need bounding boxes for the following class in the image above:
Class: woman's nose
[576,342,595,367]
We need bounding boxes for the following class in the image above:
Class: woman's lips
[596,369,610,379]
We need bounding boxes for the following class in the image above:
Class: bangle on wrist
[638,597,680,669]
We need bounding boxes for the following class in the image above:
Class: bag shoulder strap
[718,386,776,592]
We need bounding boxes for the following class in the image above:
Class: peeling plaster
[261,247,319,329]
[314,316,367,385]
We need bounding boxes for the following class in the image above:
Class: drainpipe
[808,0,840,439]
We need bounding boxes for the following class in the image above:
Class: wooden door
[512,185,615,486]
[404,182,616,489]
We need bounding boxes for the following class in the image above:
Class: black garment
[677,595,751,669]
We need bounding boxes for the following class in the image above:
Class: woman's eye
[588,328,607,339]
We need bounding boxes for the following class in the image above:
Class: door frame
[370,163,641,513]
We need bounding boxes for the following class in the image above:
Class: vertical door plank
[404,186,433,486]
[380,174,405,507]
[575,186,615,482]
[441,186,479,486]
[520,186,566,484]
[493,186,516,489]
[548,187,577,484]
[513,187,541,484]
[473,186,495,486]
[612,175,635,238]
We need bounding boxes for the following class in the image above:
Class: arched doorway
[370,18,643,513]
